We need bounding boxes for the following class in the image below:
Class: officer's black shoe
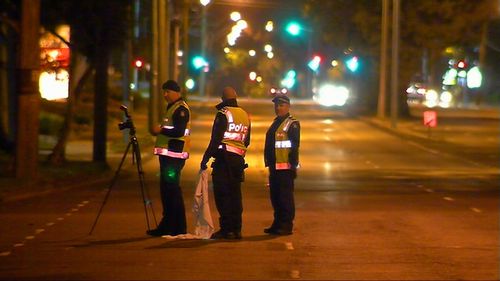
[146,228,169,237]
[264,227,276,234]
[210,230,242,240]
[267,228,292,236]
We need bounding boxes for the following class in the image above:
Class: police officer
[147,80,191,237]
[200,86,251,239]
[264,95,300,235]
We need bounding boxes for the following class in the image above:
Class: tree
[303,0,494,115]
[41,0,132,164]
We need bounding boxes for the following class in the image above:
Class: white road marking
[470,207,482,213]
[443,197,455,202]
[285,242,294,250]
[71,208,79,212]
[25,236,35,240]
[13,243,24,247]
[57,217,64,221]
[0,252,11,257]
[35,229,45,234]
[65,213,72,216]
[425,188,434,193]
[290,270,301,279]
[46,222,55,226]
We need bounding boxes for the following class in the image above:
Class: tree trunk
[47,60,92,165]
[92,48,109,163]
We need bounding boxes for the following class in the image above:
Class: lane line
[443,197,455,202]
[470,207,482,213]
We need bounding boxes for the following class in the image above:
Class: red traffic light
[457,60,467,69]
[134,59,144,69]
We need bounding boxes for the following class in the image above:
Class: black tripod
[89,105,157,235]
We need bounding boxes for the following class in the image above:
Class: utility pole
[16,0,40,180]
[377,0,389,119]
[390,0,400,128]
[181,0,190,95]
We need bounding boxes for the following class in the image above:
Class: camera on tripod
[118,105,136,134]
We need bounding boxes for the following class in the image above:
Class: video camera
[118,105,136,134]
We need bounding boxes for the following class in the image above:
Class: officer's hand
[200,162,208,170]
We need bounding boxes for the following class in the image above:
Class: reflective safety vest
[218,106,250,156]
[275,116,298,170]
[154,100,191,159]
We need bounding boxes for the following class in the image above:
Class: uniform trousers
[158,155,187,235]
[268,169,295,231]
[212,152,245,233]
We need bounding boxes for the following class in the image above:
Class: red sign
[423,111,437,127]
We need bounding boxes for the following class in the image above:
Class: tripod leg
[88,140,132,235]
[132,137,158,230]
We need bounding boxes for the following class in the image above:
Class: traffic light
[134,58,144,69]
[308,55,322,72]
[457,60,467,69]
[285,21,301,36]
[346,56,359,73]
[192,55,208,70]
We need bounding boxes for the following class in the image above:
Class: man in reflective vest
[200,86,251,239]
[148,80,191,237]
[264,95,300,235]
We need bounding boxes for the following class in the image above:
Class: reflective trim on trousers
[153,147,189,159]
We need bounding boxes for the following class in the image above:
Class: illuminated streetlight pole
[200,0,210,97]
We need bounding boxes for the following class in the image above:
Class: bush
[39,112,64,135]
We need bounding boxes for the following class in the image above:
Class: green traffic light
[286,22,301,36]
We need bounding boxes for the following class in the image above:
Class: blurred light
[443,68,458,86]
[256,76,263,83]
[249,49,256,57]
[236,20,248,29]
[331,60,339,67]
[224,47,230,54]
[249,71,257,81]
[177,50,183,57]
[425,89,439,103]
[308,55,322,71]
[185,78,195,90]
[467,66,482,89]
[457,60,467,69]
[285,22,301,36]
[39,70,69,100]
[346,56,359,72]
[458,70,467,78]
[265,21,274,32]
[280,88,288,94]
[264,44,273,53]
[192,56,208,69]
[440,91,453,103]
[130,83,136,90]
[270,87,277,94]
[134,58,144,68]
[315,84,349,107]
[281,69,296,89]
[230,11,241,22]
[267,52,274,59]
[200,0,211,6]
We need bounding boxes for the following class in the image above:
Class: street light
[200,0,211,97]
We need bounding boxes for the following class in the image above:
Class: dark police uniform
[149,97,191,236]
[200,98,251,239]
[264,112,300,235]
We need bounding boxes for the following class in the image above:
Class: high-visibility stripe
[153,147,189,159]
[184,129,190,136]
[275,140,292,148]
[224,132,245,141]
[225,110,234,123]
[275,162,291,170]
[218,144,246,156]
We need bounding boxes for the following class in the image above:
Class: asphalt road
[0,100,498,280]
